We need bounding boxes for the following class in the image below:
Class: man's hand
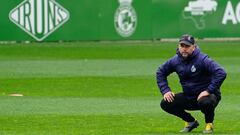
[197,90,210,101]
[163,91,175,102]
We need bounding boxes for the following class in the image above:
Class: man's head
[178,34,196,58]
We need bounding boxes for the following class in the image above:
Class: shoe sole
[203,130,213,134]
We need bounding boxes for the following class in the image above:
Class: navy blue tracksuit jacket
[156,46,227,100]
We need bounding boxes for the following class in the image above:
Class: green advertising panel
[152,0,240,38]
[0,0,240,41]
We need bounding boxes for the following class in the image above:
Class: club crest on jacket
[191,65,196,72]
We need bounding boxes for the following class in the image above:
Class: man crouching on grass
[156,34,227,133]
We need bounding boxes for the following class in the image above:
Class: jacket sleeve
[156,59,175,95]
[203,56,227,94]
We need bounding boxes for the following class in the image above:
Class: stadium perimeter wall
[0,0,240,42]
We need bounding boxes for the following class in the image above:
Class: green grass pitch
[0,41,239,135]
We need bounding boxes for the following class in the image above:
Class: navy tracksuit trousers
[160,93,219,123]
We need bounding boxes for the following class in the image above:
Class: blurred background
[0,0,239,135]
[1,0,240,41]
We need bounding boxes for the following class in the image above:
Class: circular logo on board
[114,0,137,37]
